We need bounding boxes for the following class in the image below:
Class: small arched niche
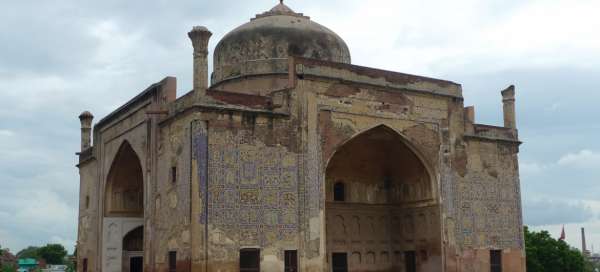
[105,141,144,217]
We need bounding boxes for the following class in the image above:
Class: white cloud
[88,20,144,75]
[313,0,600,77]
[520,149,600,175]
[0,129,14,137]
[558,150,600,169]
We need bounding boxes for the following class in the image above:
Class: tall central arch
[105,142,143,218]
[325,125,442,272]
[103,141,145,272]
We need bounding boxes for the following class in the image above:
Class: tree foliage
[525,226,593,272]
[15,244,67,265]
[1,265,16,272]
[16,246,39,259]
[37,244,67,265]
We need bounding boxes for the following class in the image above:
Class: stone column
[79,111,94,151]
[188,26,212,96]
[501,85,516,129]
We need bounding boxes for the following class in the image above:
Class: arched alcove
[105,141,144,217]
[325,125,441,271]
[102,141,145,272]
[325,125,432,204]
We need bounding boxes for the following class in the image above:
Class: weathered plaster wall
[451,139,525,272]
[77,159,99,272]
[152,115,195,272]
[212,75,290,96]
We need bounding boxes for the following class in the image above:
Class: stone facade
[76,2,525,272]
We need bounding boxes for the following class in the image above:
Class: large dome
[212,2,351,84]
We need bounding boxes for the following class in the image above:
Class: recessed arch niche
[104,141,144,217]
[325,125,441,271]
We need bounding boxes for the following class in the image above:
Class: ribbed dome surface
[212,2,351,84]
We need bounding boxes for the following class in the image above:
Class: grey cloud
[524,199,595,226]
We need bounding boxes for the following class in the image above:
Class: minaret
[501,85,517,129]
[78,111,94,151]
[582,227,590,256]
[188,26,212,97]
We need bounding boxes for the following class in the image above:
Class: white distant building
[40,264,67,272]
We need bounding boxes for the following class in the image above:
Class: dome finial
[280,0,283,4]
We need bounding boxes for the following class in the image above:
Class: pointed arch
[325,124,436,186]
[123,226,144,252]
[324,124,443,271]
[104,141,144,217]
[325,124,436,204]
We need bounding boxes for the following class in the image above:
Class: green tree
[525,226,593,272]
[16,246,39,259]
[1,266,16,272]
[1,265,16,272]
[37,244,67,265]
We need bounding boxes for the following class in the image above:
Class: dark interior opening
[240,248,260,272]
[130,256,143,272]
[405,251,416,272]
[82,258,88,272]
[491,250,502,272]
[168,251,177,272]
[332,252,348,272]
[171,166,177,183]
[284,250,298,272]
[333,182,345,202]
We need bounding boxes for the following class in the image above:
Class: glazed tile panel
[193,125,299,249]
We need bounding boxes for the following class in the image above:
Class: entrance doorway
[130,256,143,272]
[123,226,143,272]
[332,253,348,272]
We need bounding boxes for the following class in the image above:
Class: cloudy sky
[1,0,599,254]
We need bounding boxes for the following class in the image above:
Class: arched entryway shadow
[102,141,145,272]
[325,125,442,272]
